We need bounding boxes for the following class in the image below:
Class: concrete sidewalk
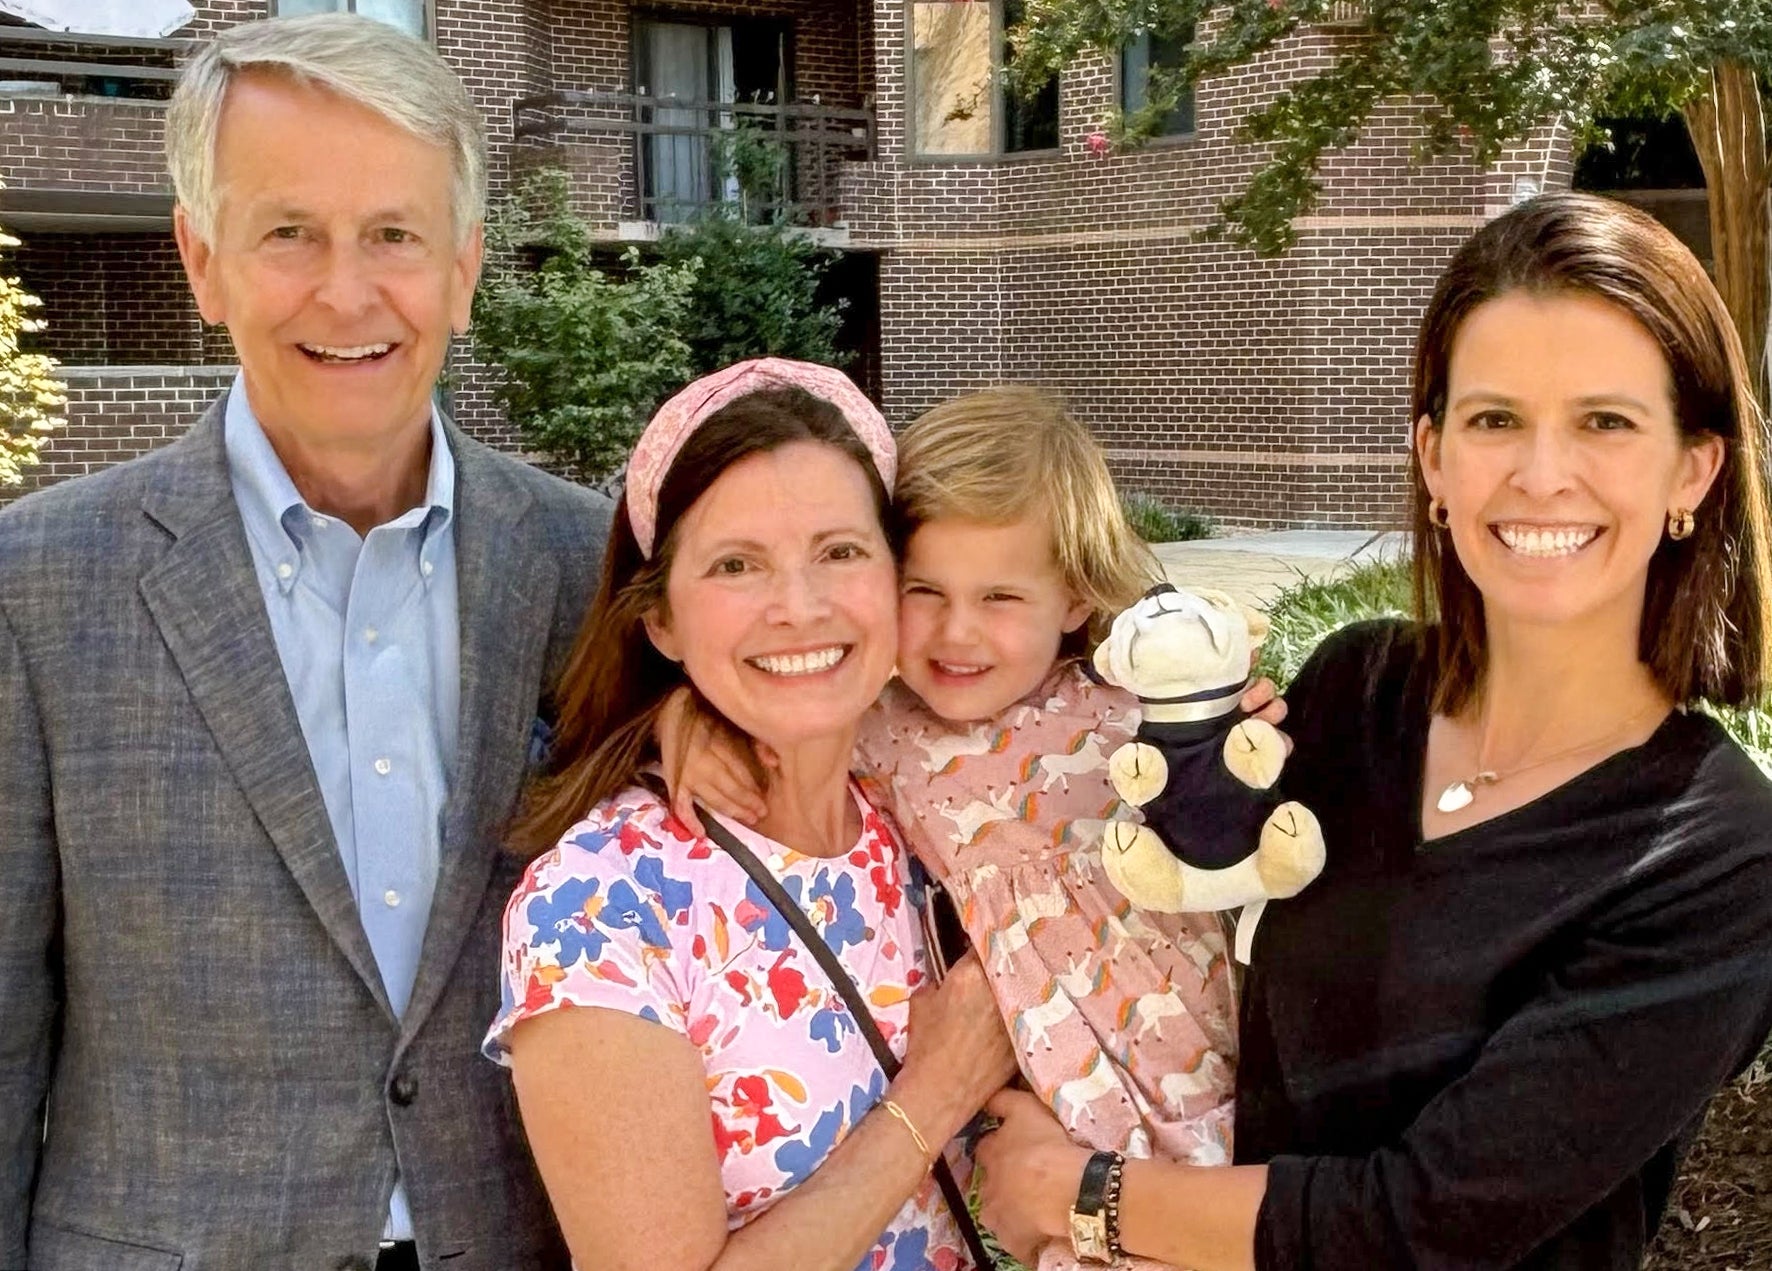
[1153,530,1409,610]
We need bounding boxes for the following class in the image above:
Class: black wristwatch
[1067,1150,1125,1263]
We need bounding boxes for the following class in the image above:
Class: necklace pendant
[1436,781,1475,813]
[1436,771,1498,814]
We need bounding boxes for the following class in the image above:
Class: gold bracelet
[881,1098,931,1159]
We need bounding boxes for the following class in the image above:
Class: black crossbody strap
[699,810,996,1270]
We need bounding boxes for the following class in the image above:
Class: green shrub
[653,209,847,376]
[1122,492,1214,543]
[471,170,698,482]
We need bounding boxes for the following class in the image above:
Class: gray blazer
[0,398,609,1271]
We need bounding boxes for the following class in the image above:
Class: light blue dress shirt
[224,376,459,1242]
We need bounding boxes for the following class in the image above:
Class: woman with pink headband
[483,359,1014,1270]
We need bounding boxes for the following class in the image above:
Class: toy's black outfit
[1236,620,1772,1270]
[1136,711,1279,869]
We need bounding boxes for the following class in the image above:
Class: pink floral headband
[626,357,897,558]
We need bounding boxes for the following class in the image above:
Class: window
[632,16,790,222]
[275,0,427,40]
[1121,29,1194,137]
[909,1,1058,157]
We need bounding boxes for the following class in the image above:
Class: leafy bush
[1122,491,1214,543]
[653,209,846,376]
[471,166,851,481]
[472,169,697,482]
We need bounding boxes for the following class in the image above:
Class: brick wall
[0,365,236,505]
[844,5,1574,528]
[11,233,228,366]
[2,0,1581,527]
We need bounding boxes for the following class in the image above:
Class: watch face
[1070,1211,1111,1261]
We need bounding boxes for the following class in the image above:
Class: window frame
[1117,27,1197,145]
[903,0,1060,163]
[271,0,435,42]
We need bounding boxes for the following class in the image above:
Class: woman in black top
[974,192,1772,1269]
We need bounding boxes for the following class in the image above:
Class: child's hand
[1240,676,1292,754]
[655,686,772,836]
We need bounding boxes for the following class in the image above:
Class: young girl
[664,387,1256,1270]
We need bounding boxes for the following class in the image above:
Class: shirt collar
[223,374,456,591]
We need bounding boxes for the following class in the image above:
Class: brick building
[2,0,1600,524]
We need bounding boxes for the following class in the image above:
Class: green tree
[0,216,65,488]
[1010,0,1772,388]
[471,169,698,482]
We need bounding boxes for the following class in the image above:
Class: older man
[0,15,605,1271]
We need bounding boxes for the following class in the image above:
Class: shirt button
[363,627,379,644]
[275,562,293,580]
[383,889,401,908]
[420,559,434,578]
[310,514,328,529]
[373,757,392,776]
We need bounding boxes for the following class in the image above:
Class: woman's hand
[1240,676,1292,753]
[974,1088,1092,1266]
[655,686,773,834]
[893,951,1019,1143]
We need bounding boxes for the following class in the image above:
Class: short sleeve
[484,803,698,1063]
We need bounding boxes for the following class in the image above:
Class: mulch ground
[1644,1038,1772,1269]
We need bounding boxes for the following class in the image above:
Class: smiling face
[1419,289,1723,640]
[643,441,899,756]
[173,71,482,456]
[896,515,1093,723]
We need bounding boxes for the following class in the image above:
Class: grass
[1122,491,1215,543]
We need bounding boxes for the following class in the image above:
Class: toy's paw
[1224,718,1286,790]
[1255,801,1326,898]
[1101,820,1190,912]
[1107,741,1169,807]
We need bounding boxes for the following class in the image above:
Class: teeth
[749,646,845,676]
[302,343,392,362]
[1495,525,1598,557]
[936,662,987,676]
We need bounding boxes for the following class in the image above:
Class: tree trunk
[1682,60,1769,401]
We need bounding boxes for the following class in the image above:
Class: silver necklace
[1434,700,1662,814]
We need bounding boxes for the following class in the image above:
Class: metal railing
[513,89,875,227]
[0,25,190,95]
[1319,1,1370,29]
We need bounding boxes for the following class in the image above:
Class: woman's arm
[976,1089,1267,1271]
[982,844,1772,1270]
[512,951,1017,1271]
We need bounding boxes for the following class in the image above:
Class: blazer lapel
[402,431,558,1038]
[138,402,394,1019]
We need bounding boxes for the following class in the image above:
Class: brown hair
[509,387,890,858]
[892,386,1158,652]
[1411,191,1772,712]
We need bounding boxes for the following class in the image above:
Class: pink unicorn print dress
[854,661,1238,1270]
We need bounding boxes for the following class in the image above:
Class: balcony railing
[0,24,190,97]
[513,89,875,227]
[1318,2,1370,30]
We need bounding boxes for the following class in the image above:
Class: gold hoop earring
[1428,497,1450,531]
[1667,508,1695,541]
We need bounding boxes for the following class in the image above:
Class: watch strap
[1076,1150,1118,1217]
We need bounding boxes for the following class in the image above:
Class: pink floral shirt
[485,783,972,1271]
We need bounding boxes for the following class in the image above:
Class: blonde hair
[167,13,486,247]
[894,387,1158,648]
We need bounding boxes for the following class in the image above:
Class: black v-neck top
[1235,620,1772,1270]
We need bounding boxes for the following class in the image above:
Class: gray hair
[166,13,487,245]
